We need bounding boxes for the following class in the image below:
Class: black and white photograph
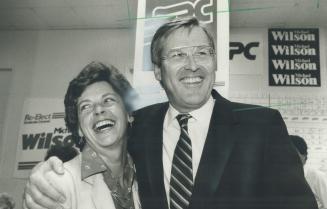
[0,0,326,209]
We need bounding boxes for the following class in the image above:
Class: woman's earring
[78,136,85,146]
[128,115,134,128]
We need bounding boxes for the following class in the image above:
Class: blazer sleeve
[262,110,318,209]
[45,167,77,209]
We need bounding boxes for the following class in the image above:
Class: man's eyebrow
[169,45,211,50]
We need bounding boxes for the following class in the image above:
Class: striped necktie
[170,114,193,209]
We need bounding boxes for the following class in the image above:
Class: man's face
[154,26,216,113]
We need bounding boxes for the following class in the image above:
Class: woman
[45,61,141,209]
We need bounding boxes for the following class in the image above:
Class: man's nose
[94,104,105,115]
[185,55,198,71]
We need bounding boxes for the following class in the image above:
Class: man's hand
[23,157,66,209]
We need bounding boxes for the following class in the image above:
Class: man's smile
[180,76,203,84]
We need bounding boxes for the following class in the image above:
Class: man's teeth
[181,77,202,83]
[94,120,115,131]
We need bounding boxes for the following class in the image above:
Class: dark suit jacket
[129,91,317,209]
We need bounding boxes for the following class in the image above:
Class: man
[23,17,317,209]
[290,135,327,209]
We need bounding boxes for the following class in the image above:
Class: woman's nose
[94,104,105,115]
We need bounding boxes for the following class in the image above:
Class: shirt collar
[81,144,107,180]
[80,144,134,181]
[166,96,215,126]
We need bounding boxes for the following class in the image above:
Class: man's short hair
[290,135,308,156]
[64,61,136,150]
[150,17,215,67]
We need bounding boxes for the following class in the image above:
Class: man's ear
[154,64,162,81]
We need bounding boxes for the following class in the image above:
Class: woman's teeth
[94,120,115,132]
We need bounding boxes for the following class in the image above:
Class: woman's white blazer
[45,155,141,209]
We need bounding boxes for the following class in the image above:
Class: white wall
[0,28,135,208]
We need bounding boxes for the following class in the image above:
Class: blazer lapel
[190,92,238,209]
[145,103,169,209]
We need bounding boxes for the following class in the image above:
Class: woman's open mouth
[93,119,115,133]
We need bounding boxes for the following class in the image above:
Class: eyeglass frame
[160,45,216,64]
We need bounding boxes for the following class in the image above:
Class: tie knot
[176,114,191,128]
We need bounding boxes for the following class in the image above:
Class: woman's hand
[23,156,66,209]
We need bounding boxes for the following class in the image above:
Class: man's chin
[178,97,208,111]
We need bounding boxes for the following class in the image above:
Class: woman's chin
[97,137,123,149]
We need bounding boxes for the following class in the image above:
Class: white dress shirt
[162,96,215,206]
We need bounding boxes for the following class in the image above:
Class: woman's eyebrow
[77,99,91,106]
[101,92,118,98]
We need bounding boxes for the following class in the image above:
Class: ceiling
[0,0,326,30]
[230,0,327,28]
[0,0,138,30]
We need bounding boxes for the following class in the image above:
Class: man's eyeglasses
[161,45,215,65]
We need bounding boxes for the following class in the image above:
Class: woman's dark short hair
[64,61,136,150]
[151,16,215,67]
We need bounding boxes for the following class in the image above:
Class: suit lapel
[145,103,169,209]
[190,92,238,209]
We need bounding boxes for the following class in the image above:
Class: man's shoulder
[133,102,169,118]
[212,90,280,120]
[229,101,275,113]
[227,100,281,123]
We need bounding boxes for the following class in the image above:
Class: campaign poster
[14,98,74,178]
[268,28,321,87]
[133,0,229,108]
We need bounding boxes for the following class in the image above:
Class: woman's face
[77,81,132,152]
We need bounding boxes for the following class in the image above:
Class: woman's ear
[127,115,134,123]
